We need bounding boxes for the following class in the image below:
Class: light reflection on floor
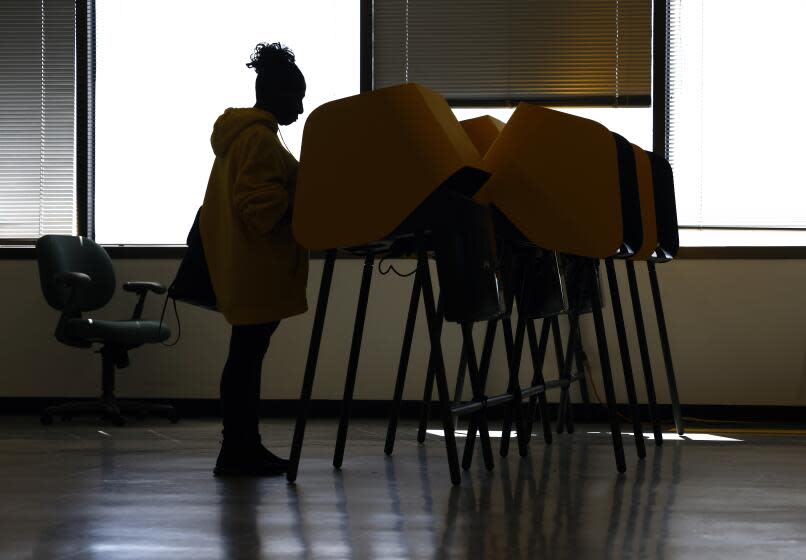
[5,418,806,559]
[426,429,743,442]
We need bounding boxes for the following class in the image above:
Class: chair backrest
[630,144,659,260]
[36,235,116,312]
[648,152,679,260]
[612,132,643,258]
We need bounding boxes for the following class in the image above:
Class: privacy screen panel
[373,0,651,106]
[0,0,76,241]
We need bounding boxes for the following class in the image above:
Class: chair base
[41,397,179,426]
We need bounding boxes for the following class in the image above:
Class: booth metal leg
[460,320,498,469]
[453,345,468,406]
[497,315,517,457]
[477,321,498,389]
[460,322,495,471]
[450,341,469,432]
[511,318,531,457]
[476,321,498,401]
[417,243,461,485]
[384,275,421,455]
[648,261,684,435]
[573,330,594,420]
[625,260,663,445]
[589,261,627,474]
[333,254,375,469]
[525,318,553,445]
[417,367,435,442]
[498,312,529,458]
[287,250,337,483]
[554,315,576,435]
[604,259,646,459]
[416,296,445,443]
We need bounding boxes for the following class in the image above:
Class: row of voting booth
[287,83,682,484]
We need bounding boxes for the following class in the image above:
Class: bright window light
[95,1,360,244]
[452,107,652,153]
[669,0,806,229]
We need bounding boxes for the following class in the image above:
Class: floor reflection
[208,435,687,559]
[12,420,796,559]
[218,479,262,558]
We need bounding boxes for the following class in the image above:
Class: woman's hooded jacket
[201,107,308,325]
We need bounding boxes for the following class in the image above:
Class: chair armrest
[123,281,167,320]
[55,271,91,287]
[123,281,167,295]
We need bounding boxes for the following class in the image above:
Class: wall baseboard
[1,397,804,425]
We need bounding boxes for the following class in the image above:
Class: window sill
[0,245,187,260]
[676,229,806,259]
[4,231,806,260]
[679,228,806,247]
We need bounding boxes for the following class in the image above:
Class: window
[93,1,649,245]
[376,0,654,184]
[0,0,75,242]
[373,0,651,107]
[95,0,360,245]
[668,0,806,229]
[10,1,802,249]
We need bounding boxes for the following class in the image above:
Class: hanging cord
[578,340,759,430]
[568,302,796,430]
[578,346,606,408]
[158,291,182,347]
[378,256,417,277]
[277,127,292,154]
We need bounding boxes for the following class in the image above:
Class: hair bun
[246,42,296,74]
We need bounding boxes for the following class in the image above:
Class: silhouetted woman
[200,42,307,476]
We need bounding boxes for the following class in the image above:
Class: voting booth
[439,105,680,472]
[287,85,682,481]
[288,84,506,485]
[470,106,634,471]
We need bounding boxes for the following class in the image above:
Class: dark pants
[220,321,280,443]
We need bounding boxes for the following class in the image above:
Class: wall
[2,256,806,406]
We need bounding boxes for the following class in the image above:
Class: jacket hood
[210,107,279,157]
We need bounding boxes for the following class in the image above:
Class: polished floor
[1,416,805,559]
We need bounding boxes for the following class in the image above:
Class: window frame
[76,0,94,240]
[0,0,799,258]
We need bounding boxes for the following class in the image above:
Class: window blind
[0,0,75,242]
[373,0,651,107]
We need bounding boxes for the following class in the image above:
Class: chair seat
[66,318,170,345]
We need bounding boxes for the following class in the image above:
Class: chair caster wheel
[168,412,180,424]
[40,413,53,426]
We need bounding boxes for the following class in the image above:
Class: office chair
[36,235,178,426]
